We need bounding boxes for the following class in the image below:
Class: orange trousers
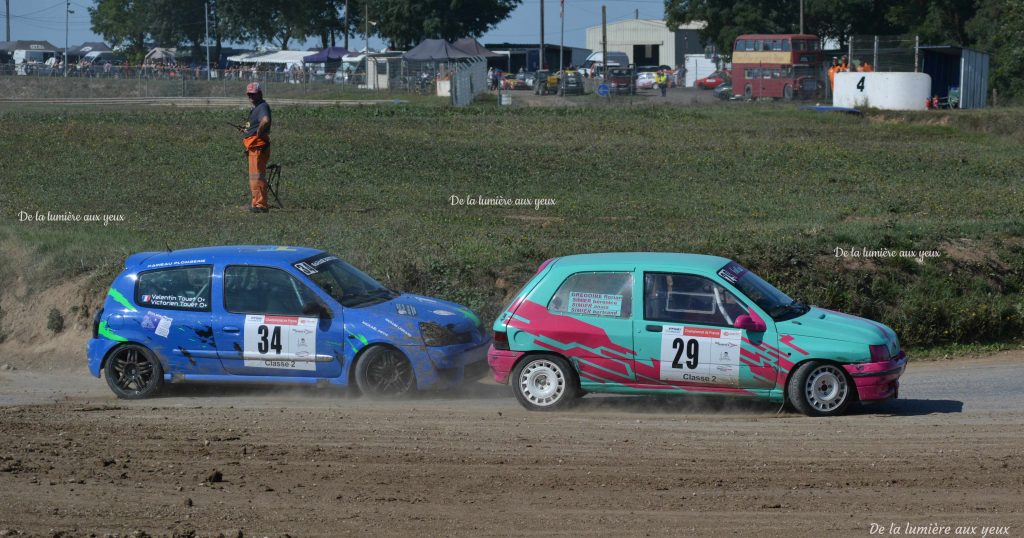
[247,147,271,209]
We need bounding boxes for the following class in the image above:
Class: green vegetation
[1,103,1022,351]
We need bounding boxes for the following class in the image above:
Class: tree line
[666,0,1024,99]
[89,0,521,63]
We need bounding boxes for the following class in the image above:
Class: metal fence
[0,59,489,103]
[847,35,919,72]
[451,59,487,107]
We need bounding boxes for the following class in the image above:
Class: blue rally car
[87,246,491,399]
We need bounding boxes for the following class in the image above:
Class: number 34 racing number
[243,315,318,371]
[659,326,742,386]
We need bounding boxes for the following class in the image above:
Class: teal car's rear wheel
[787,361,853,417]
[104,344,163,399]
[355,346,415,398]
[512,355,578,411]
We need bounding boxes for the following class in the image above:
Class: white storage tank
[834,72,931,110]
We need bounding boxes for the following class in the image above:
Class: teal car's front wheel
[512,355,578,411]
[788,361,854,417]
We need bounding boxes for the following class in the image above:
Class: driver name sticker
[659,326,742,386]
[568,292,622,317]
[155,316,172,338]
[141,311,172,338]
[243,315,318,370]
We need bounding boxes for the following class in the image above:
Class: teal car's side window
[135,265,213,312]
[643,273,747,327]
[547,272,633,319]
[224,265,320,316]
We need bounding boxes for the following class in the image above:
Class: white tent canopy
[226,50,311,66]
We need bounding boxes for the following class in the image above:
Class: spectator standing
[827,57,840,98]
[240,83,272,213]
[656,69,668,97]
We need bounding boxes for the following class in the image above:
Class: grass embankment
[1,104,1022,351]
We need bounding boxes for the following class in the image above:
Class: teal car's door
[632,271,779,391]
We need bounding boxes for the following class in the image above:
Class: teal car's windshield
[294,253,397,307]
[717,261,809,321]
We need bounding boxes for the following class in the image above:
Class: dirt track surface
[1,354,1022,537]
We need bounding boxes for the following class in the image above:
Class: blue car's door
[214,264,343,378]
[132,264,221,375]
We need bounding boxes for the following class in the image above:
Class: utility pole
[364,4,369,53]
[344,0,349,49]
[64,0,70,77]
[601,5,607,79]
[205,1,211,80]
[559,0,564,77]
[799,0,804,34]
[539,0,544,70]
[5,0,10,42]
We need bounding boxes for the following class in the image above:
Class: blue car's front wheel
[354,347,415,398]
[104,344,163,399]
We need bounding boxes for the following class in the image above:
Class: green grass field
[1,102,1022,349]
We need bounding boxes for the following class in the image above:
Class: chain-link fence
[0,57,489,103]
[451,59,487,107]
[846,35,919,72]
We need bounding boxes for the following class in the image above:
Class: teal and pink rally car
[488,253,907,416]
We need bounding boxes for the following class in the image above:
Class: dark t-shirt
[244,100,272,137]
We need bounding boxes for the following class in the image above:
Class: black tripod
[265,164,284,209]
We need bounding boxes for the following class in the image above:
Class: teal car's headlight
[419,322,471,347]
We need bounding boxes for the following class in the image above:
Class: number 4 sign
[243,315,318,370]
[659,326,742,386]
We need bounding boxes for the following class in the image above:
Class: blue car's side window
[135,266,212,312]
[224,265,319,316]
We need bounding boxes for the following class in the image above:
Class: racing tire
[787,360,854,417]
[104,344,163,399]
[744,84,753,99]
[783,84,794,101]
[511,355,578,411]
[354,346,416,398]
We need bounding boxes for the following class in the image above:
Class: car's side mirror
[734,308,767,332]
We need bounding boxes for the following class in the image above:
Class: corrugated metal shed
[919,45,990,109]
[585,19,705,68]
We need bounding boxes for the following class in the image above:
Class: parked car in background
[579,51,630,78]
[696,70,730,90]
[557,70,585,95]
[503,73,529,90]
[607,68,636,95]
[637,71,657,90]
[524,71,536,89]
[87,246,490,399]
[713,82,734,100]
[488,253,907,416]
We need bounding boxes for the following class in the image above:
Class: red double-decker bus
[732,34,823,100]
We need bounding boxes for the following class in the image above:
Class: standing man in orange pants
[243,82,272,213]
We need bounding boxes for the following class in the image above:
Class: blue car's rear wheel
[355,346,415,398]
[104,344,163,399]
